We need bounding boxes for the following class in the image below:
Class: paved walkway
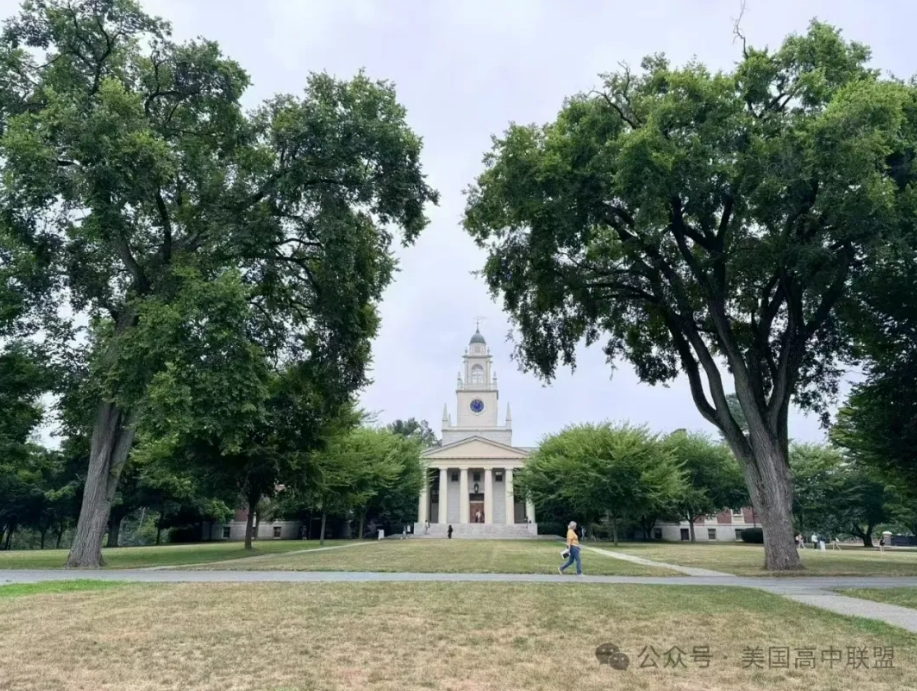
[582,545,732,577]
[3,547,917,633]
[142,540,374,571]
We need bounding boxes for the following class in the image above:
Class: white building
[415,328,538,538]
[649,509,760,542]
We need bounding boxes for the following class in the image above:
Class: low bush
[740,527,764,544]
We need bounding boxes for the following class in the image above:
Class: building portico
[415,328,537,538]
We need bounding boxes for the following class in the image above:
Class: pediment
[422,436,530,460]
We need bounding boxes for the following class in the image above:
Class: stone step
[413,522,539,539]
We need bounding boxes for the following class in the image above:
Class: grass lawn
[613,542,917,577]
[202,538,677,575]
[836,588,917,610]
[0,539,353,570]
[1,581,914,690]
[0,580,127,598]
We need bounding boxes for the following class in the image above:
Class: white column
[505,468,515,524]
[526,498,536,524]
[438,468,448,524]
[459,467,470,523]
[418,471,428,524]
[484,468,493,524]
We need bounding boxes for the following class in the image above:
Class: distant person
[811,533,818,549]
[474,509,482,523]
[559,521,583,576]
[832,537,841,551]
[424,520,430,535]
[447,524,453,539]
[879,536,886,553]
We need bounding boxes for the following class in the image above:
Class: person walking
[879,535,886,553]
[811,533,818,549]
[447,524,453,539]
[424,520,430,535]
[558,521,583,576]
[832,537,841,551]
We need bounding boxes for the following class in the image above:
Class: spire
[505,403,512,428]
[442,403,449,421]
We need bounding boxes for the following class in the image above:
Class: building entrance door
[469,500,485,523]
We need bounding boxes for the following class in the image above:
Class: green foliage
[789,442,892,545]
[386,418,441,448]
[740,527,764,544]
[462,21,917,567]
[274,425,424,536]
[0,0,437,561]
[662,430,747,536]
[518,422,686,544]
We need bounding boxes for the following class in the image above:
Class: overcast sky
[8,0,913,447]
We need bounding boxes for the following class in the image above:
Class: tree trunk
[320,511,327,546]
[688,516,696,542]
[358,512,365,540]
[854,524,874,547]
[612,516,618,546]
[244,491,259,551]
[55,526,65,549]
[66,402,137,568]
[106,514,122,548]
[742,445,801,571]
[155,504,165,545]
[3,526,14,550]
[40,527,48,550]
[136,507,147,544]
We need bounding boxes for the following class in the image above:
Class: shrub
[740,527,764,544]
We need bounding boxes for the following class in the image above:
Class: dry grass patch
[203,538,675,575]
[0,540,352,570]
[836,588,917,610]
[1,581,915,691]
[614,542,917,576]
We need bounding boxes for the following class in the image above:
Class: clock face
[470,398,485,414]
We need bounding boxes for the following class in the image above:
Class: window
[273,526,282,539]
[735,529,744,540]
[707,528,717,540]
[653,528,663,540]
[680,528,690,541]
[473,472,481,482]
[495,472,503,482]
[222,526,231,540]
[470,364,484,384]
[451,472,459,482]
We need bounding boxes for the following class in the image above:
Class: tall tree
[0,0,437,566]
[790,442,891,546]
[462,23,917,569]
[0,344,51,548]
[387,418,441,448]
[662,431,747,542]
[518,423,685,545]
[831,241,917,492]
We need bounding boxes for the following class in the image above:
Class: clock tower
[441,328,512,446]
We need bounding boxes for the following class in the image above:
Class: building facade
[648,507,759,542]
[414,328,538,538]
